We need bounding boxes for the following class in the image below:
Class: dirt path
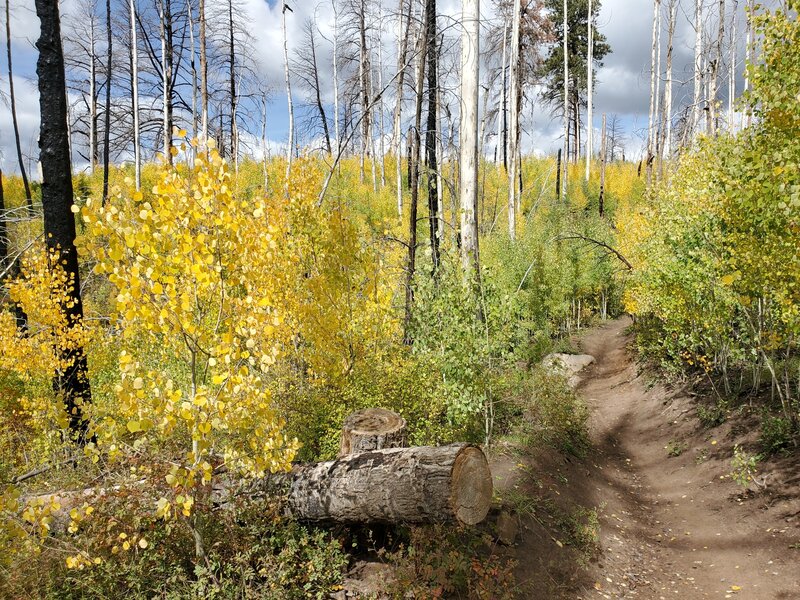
[573,317,800,599]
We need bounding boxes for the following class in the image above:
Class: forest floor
[490,317,800,599]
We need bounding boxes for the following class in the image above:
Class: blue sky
[0,0,769,175]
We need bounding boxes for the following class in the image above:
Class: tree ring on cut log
[450,445,493,525]
[339,408,407,456]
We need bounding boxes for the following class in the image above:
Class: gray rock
[541,353,596,388]
[496,510,519,545]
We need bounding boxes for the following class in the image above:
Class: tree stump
[339,408,407,456]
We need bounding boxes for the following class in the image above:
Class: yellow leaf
[126,420,141,433]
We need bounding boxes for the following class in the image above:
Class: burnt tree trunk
[424,0,439,275]
[36,0,92,443]
[5,0,32,210]
[0,168,26,330]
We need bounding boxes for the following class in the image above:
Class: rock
[541,353,596,388]
[496,510,519,545]
[340,561,396,599]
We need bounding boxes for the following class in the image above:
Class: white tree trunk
[663,0,676,161]
[199,0,208,139]
[130,0,140,190]
[333,0,340,156]
[459,0,480,274]
[692,0,703,136]
[647,0,660,180]
[743,0,752,128]
[507,0,521,239]
[562,0,568,200]
[585,0,593,182]
[377,2,386,188]
[394,0,409,216]
[282,4,294,185]
[709,0,725,135]
[728,0,737,131]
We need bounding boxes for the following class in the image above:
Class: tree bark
[89,18,98,174]
[403,16,428,346]
[282,3,294,185]
[507,0,521,238]
[228,0,238,161]
[332,0,340,157]
[709,0,725,135]
[599,113,606,217]
[393,0,410,216]
[130,0,141,190]
[692,0,703,137]
[159,0,173,164]
[101,0,112,205]
[303,22,332,156]
[647,0,659,183]
[662,0,677,163]
[358,0,370,185]
[585,0,593,182]
[425,0,439,275]
[6,0,32,209]
[236,444,492,526]
[0,174,29,331]
[459,0,480,278]
[36,0,92,443]
[561,0,568,200]
[339,408,407,456]
[199,0,208,139]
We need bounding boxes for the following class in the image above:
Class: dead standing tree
[35,0,93,443]
[293,17,333,155]
[5,0,33,209]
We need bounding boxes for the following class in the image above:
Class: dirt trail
[573,317,800,599]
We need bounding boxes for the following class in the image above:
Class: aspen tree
[562,0,568,200]
[130,0,140,189]
[101,0,111,205]
[585,0,593,182]
[692,0,703,136]
[647,0,660,183]
[459,0,480,277]
[508,0,521,238]
[662,0,677,163]
[200,0,208,139]
[282,3,294,183]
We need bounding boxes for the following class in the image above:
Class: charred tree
[424,0,439,275]
[5,0,33,210]
[36,0,93,443]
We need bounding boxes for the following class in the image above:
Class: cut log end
[451,446,493,525]
[339,408,407,456]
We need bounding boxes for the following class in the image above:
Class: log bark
[339,408,407,456]
[243,443,492,526]
[33,444,494,530]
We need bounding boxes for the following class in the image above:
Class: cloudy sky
[0,0,770,175]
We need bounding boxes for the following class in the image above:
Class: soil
[490,317,800,599]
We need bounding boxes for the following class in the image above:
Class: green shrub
[760,412,795,455]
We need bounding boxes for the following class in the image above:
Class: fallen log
[233,443,493,526]
[339,408,407,457]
